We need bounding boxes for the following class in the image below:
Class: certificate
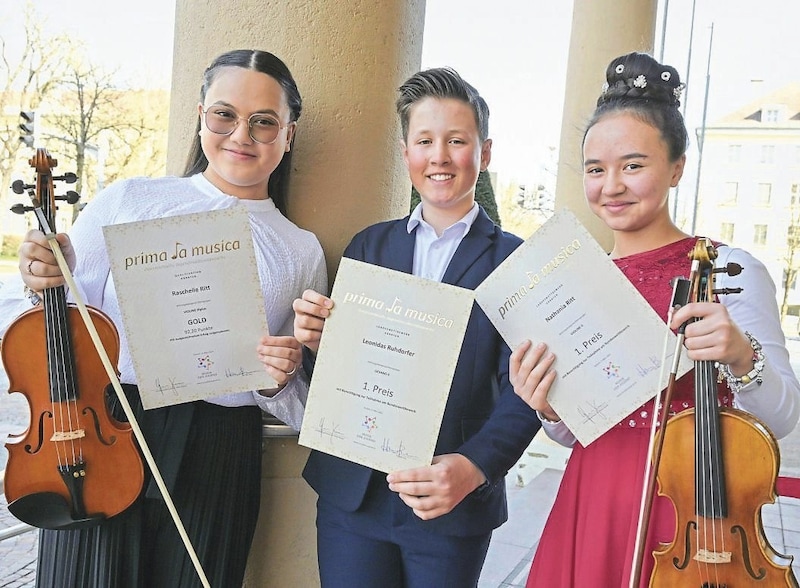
[298,258,474,473]
[103,207,275,409]
[474,209,690,446]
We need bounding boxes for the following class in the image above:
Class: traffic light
[19,110,35,148]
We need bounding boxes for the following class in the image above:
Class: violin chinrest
[8,491,105,530]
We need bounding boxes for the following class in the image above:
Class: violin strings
[44,262,84,473]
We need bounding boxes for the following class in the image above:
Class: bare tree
[0,3,73,233]
[781,198,800,323]
[46,56,169,220]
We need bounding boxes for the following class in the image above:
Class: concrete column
[555,0,658,250]
[167,0,426,279]
[165,1,426,586]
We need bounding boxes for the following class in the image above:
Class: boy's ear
[480,139,492,172]
[400,139,410,168]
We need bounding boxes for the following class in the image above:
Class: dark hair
[396,67,490,142]
[584,52,688,162]
[183,49,302,214]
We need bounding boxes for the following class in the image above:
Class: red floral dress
[526,238,732,587]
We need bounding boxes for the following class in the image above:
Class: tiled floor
[479,430,800,587]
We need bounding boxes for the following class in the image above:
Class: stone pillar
[165,1,426,586]
[555,0,658,250]
[167,0,426,279]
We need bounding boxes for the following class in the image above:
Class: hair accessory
[601,82,609,94]
[716,331,765,394]
[673,83,686,102]
[661,71,671,81]
[615,64,625,74]
[633,75,647,89]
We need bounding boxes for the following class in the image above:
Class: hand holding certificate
[103,207,275,409]
[299,258,475,473]
[475,209,689,446]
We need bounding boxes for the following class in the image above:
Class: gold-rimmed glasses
[202,106,291,144]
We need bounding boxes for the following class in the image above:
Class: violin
[645,238,797,586]
[2,148,144,530]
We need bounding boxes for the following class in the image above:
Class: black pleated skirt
[35,391,263,588]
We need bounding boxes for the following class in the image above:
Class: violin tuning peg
[712,262,743,277]
[712,287,743,295]
[56,190,81,205]
[10,203,34,215]
[11,179,32,194]
[54,172,78,184]
[725,262,743,276]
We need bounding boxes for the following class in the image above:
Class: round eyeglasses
[202,107,291,145]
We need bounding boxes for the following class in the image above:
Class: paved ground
[1,307,800,586]
[480,429,800,587]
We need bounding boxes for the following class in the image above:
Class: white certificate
[474,209,690,446]
[298,258,474,473]
[103,207,275,409]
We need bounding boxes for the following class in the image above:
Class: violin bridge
[693,549,732,564]
[50,429,86,442]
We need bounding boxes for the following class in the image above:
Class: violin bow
[33,208,211,588]
[628,269,695,588]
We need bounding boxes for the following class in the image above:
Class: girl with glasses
[14,49,327,588]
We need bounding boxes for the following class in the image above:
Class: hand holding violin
[18,229,76,292]
[669,300,756,378]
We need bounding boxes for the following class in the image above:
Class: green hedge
[2,235,23,257]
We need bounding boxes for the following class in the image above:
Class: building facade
[693,83,800,321]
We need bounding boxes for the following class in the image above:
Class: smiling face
[582,112,686,252]
[199,67,296,200]
[402,97,491,229]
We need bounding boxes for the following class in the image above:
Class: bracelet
[716,331,764,393]
[24,285,42,306]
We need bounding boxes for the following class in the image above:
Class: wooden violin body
[652,406,797,586]
[2,148,144,530]
[2,305,143,529]
[645,238,797,587]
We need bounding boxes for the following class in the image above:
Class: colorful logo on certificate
[362,415,377,433]
[602,361,620,379]
[197,354,214,370]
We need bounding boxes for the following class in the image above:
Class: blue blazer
[302,207,542,537]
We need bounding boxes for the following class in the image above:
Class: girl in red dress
[511,52,800,587]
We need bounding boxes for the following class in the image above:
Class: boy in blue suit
[293,67,542,587]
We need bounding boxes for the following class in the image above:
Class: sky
[3,0,799,187]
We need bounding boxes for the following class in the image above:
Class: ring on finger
[27,260,35,276]
[286,364,298,377]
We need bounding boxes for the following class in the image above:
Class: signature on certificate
[313,418,345,442]
[225,366,261,378]
[577,399,611,425]
[381,437,418,461]
[155,377,186,397]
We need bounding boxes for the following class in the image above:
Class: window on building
[783,270,797,291]
[728,144,741,163]
[722,182,738,205]
[792,183,800,206]
[763,108,780,122]
[720,222,735,243]
[757,183,772,205]
[753,224,768,246]
[761,145,775,164]
[789,225,800,247]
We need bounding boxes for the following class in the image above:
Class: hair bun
[597,52,684,108]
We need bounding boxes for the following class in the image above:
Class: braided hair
[585,52,688,162]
